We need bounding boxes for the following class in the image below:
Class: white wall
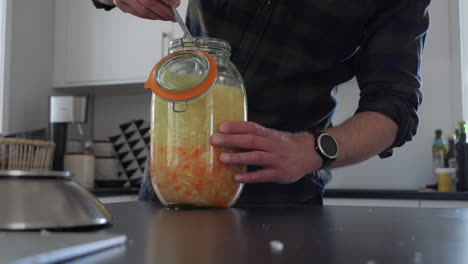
[93,89,151,140]
[328,0,456,189]
[91,0,458,190]
[0,0,11,134]
[461,0,468,119]
[1,0,55,134]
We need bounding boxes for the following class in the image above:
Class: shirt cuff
[92,0,116,11]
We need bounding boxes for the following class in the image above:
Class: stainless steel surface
[0,170,71,178]
[0,171,112,230]
[50,96,88,123]
[171,7,192,38]
[75,122,94,152]
[0,232,126,264]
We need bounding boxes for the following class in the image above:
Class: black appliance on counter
[49,96,88,170]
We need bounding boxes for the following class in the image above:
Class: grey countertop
[324,188,468,200]
[90,187,468,200]
[68,201,468,264]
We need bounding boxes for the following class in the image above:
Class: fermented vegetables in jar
[144,37,247,207]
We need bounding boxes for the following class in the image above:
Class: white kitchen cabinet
[419,200,468,208]
[323,198,419,208]
[324,198,468,208]
[98,195,138,204]
[53,0,187,87]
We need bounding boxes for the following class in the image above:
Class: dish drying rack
[0,138,55,171]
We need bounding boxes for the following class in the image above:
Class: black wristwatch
[311,131,339,170]
[91,0,115,11]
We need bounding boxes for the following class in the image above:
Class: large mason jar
[144,37,247,207]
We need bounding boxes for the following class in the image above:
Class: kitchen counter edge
[89,187,468,201]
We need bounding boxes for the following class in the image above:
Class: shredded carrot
[175,146,187,156]
[191,148,202,158]
[195,167,206,176]
[151,143,245,207]
[168,173,178,182]
[212,165,222,175]
[193,181,204,191]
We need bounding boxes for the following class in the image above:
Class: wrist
[99,0,115,5]
[297,133,324,173]
[309,131,339,170]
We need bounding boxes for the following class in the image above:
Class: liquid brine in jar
[145,37,247,207]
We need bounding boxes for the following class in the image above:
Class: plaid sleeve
[138,172,159,201]
[354,0,431,158]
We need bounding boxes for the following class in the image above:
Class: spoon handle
[171,7,192,38]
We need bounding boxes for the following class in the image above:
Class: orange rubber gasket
[144,50,217,101]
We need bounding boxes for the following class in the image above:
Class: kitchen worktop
[90,187,140,197]
[325,188,468,200]
[70,201,468,264]
[90,187,468,201]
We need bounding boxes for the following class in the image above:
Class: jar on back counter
[144,37,247,207]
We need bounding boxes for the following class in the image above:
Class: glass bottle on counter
[432,129,447,170]
[456,121,467,191]
[144,37,247,207]
[446,135,456,168]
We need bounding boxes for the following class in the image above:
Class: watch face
[320,134,338,158]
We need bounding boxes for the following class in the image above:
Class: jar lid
[144,50,217,102]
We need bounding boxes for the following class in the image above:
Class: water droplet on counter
[40,229,51,236]
[413,252,423,264]
[269,240,284,254]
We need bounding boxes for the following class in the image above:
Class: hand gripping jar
[144,37,247,208]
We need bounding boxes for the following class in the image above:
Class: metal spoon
[171,7,192,38]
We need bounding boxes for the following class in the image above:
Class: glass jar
[144,37,247,208]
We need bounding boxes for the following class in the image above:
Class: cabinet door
[98,195,139,204]
[419,200,468,208]
[53,0,174,87]
[323,198,419,208]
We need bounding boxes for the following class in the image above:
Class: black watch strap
[311,131,338,170]
[91,0,116,11]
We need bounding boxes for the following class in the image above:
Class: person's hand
[210,121,323,184]
[113,0,180,21]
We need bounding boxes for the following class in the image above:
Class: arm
[92,0,180,20]
[210,112,396,184]
[325,112,397,168]
[210,0,430,184]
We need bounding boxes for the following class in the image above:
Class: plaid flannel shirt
[185,0,430,203]
[94,0,431,203]
[187,0,430,155]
